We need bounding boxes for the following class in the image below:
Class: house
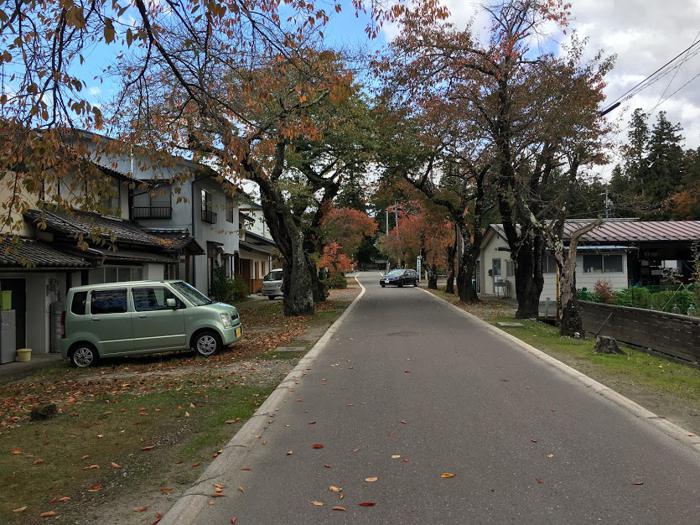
[0,162,200,360]
[235,200,278,293]
[478,219,700,301]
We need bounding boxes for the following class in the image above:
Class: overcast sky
[434,0,700,175]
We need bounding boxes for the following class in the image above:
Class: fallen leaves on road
[40,511,58,518]
[331,505,346,511]
[545,453,554,458]
[110,462,122,469]
[230,517,237,524]
[365,476,378,483]
[57,496,71,503]
[310,500,324,507]
[311,443,324,449]
[329,485,343,493]
[632,481,644,486]
[10,447,22,455]
[358,501,376,507]
[391,454,401,459]
[141,445,156,451]
[133,506,148,512]
[12,506,27,513]
[160,487,174,495]
[87,483,102,493]
[441,472,456,478]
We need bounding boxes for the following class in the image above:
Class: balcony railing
[132,206,172,219]
[201,208,218,224]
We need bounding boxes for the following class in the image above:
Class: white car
[262,269,284,300]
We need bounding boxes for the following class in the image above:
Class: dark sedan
[380,269,419,288]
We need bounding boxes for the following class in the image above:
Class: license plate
[235,327,241,338]
[384,279,390,283]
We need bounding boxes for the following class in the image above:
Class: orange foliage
[319,242,353,273]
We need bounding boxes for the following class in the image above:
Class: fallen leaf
[33,458,45,465]
[400,420,408,424]
[110,462,121,469]
[308,421,317,425]
[324,464,332,469]
[87,483,102,493]
[535,478,544,484]
[391,454,401,459]
[359,501,376,507]
[230,517,237,524]
[83,464,100,470]
[134,506,148,513]
[311,443,324,449]
[151,512,162,525]
[12,506,27,513]
[310,500,324,507]
[10,447,22,455]
[142,445,156,451]
[40,511,58,517]
[96,434,104,439]
[441,472,456,478]
[632,481,644,486]
[546,453,554,458]
[191,462,201,468]
[240,467,252,471]
[286,450,294,456]
[365,476,378,483]
[81,454,90,460]
[332,505,346,511]
[328,485,342,493]
[210,493,226,498]
[57,496,71,503]
[530,439,538,443]
[159,487,174,495]
[237,485,245,494]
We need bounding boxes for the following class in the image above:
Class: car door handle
[137,314,147,318]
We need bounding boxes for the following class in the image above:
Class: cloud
[88,86,102,97]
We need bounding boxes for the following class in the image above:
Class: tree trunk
[445,224,458,294]
[456,245,479,302]
[427,264,438,289]
[511,235,545,319]
[282,231,315,316]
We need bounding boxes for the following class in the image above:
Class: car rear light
[60,311,65,338]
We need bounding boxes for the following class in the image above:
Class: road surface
[182,272,700,524]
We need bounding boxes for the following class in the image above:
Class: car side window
[132,287,182,312]
[90,289,127,314]
[71,292,87,315]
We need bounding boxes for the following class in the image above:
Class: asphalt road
[192,272,700,524]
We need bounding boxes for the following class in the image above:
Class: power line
[651,70,700,112]
[655,30,700,106]
[602,37,700,113]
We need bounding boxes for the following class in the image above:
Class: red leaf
[359,501,376,507]
[141,445,156,451]
[632,481,644,486]
[230,517,238,524]
[311,443,324,449]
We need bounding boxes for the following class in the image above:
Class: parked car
[61,280,242,367]
[262,268,284,300]
[380,269,419,288]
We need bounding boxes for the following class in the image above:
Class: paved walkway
[168,272,700,524]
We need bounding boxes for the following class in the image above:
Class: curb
[159,276,367,525]
[418,287,700,458]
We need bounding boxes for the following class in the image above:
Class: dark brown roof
[141,228,205,255]
[24,208,173,249]
[0,237,91,269]
[490,220,700,244]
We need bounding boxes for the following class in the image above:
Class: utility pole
[385,208,390,272]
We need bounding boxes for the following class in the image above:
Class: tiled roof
[0,237,90,269]
[24,208,173,249]
[141,228,205,254]
[490,220,700,244]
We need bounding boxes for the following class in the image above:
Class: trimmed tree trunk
[456,247,479,302]
[427,264,438,289]
[510,234,545,319]
[282,231,314,316]
[445,224,458,294]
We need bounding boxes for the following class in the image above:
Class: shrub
[649,290,694,313]
[577,288,597,302]
[593,280,614,303]
[613,287,651,309]
[325,272,348,289]
[210,266,249,303]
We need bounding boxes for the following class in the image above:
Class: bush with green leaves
[210,266,249,303]
[325,272,348,289]
[577,288,598,302]
[649,290,694,314]
[613,287,651,309]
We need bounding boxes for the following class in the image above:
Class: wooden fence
[579,301,700,365]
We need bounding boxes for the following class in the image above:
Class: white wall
[479,232,629,301]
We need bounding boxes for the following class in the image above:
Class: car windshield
[170,281,213,306]
[264,270,284,281]
[387,270,404,277]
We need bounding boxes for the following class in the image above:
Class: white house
[236,200,278,293]
[478,219,700,301]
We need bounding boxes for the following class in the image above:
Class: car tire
[69,343,98,368]
[398,281,404,288]
[192,330,222,357]
[268,296,275,301]
[381,283,385,287]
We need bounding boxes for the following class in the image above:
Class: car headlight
[220,312,232,328]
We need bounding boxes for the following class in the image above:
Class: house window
[583,254,603,273]
[543,254,557,274]
[506,260,514,277]
[603,254,623,273]
[226,196,235,223]
[89,266,143,284]
[491,258,501,277]
[201,189,217,224]
[583,254,623,273]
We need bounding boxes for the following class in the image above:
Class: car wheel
[398,281,404,288]
[380,283,385,287]
[69,343,98,368]
[268,296,275,301]
[193,330,221,357]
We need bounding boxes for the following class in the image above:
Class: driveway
[166,271,700,524]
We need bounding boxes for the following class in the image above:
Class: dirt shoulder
[0,288,358,525]
[423,287,700,437]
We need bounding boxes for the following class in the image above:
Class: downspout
[191,178,196,286]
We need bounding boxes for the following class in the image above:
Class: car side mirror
[166,298,177,309]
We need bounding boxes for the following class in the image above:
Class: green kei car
[61,280,242,367]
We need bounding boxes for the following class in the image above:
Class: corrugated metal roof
[490,220,700,243]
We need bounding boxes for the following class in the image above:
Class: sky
[427,0,700,175]
[75,0,700,177]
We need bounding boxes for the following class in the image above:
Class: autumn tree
[321,207,378,262]
[381,0,611,317]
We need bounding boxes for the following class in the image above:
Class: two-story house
[236,199,278,293]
